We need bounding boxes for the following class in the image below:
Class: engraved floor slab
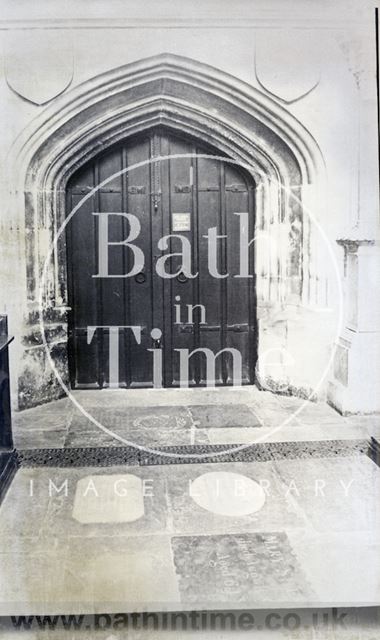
[72,474,145,523]
[190,471,266,516]
[64,405,196,448]
[189,404,262,428]
[171,533,316,606]
[166,461,307,535]
[39,466,169,538]
[71,405,193,431]
[64,425,209,448]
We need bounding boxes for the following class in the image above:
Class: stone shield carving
[4,30,74,105]
[255,30,321,103]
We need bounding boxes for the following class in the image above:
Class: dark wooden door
[66,128,256,389]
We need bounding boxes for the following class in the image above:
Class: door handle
[176,272,188,283]
[135,271,146,284]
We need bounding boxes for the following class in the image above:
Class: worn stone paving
[12,388,380,452]
[2,388,380,619]
[0,456,380,615]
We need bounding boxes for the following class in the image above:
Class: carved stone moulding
[7,54,325,408]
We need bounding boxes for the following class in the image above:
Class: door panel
[166,135,197,386]
[225,164,253,384]
[66,128,256,389]
[196,156,223,385]
[124,137,155,387]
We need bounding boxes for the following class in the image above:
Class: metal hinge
[227,324,249,333]
[128,186,146,195]
[179,324,194,334]
[174,185,192,193]
[225,184,247,192]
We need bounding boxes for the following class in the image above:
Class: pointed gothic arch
[8,53,326,406]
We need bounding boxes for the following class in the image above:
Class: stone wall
[0,0,378,412]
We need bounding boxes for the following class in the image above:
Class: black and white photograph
[0,0,379,638]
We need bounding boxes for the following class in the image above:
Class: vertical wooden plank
[121,145,131,387]
[220,160,228,384]
[167,133,196,386]
[225,164,254,384]
[126,135,154,386]
[98,147,126,387]
[159,131,172,387]
[192,145,201,385]
[67,162,100,388]
[196,152,223,385]
[93,161,104,388]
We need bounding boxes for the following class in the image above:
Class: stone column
[327,239,380,414]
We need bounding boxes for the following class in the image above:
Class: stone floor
[1,455,380,616]
[1,388,380,634]
[11,387,380,450]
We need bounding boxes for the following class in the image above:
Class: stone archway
[8,53,325,408]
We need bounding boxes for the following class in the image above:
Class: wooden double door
[66,128,257,388]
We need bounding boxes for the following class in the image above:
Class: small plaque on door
[172,213,191,232]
